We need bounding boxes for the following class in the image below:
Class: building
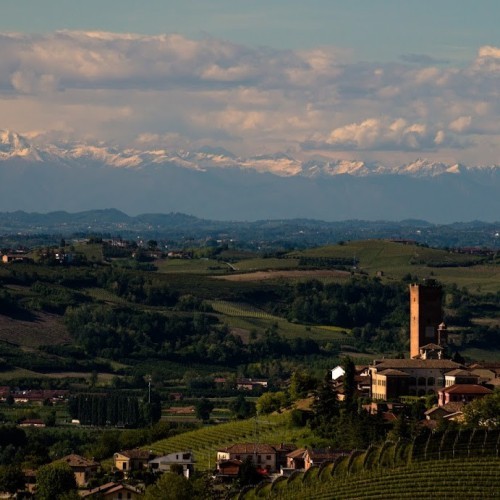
[303,449,350,470]
[438,384,493,407]
[81,481,143,499]
[58,454,100,487]
[148,451,195,478]
[409,282,445,358]
[113,449,153,475]
[370,359,462,400]
[444,369,479,387]
[216,443,277,472]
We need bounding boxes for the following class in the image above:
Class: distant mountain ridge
[0,209,498,249]
[1,130,499,222]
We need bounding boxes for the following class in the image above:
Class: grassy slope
[289,240,500,293]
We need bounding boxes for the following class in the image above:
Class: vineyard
[210,301,282,320]
[240,429,500,499]
[149,413,307,470]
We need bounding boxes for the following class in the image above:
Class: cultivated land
[0,238,498,384]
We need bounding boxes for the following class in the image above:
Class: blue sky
[2,0,499,61]
[0,1,499,164]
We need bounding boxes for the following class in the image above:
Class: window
[266,455,271,460]
[118,494,122,500]
[418,377,426,386]
[235,455,240,460]
[427,377,435,385]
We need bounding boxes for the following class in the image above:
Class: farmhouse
[217,443,277,472]
[148,451,195,478]
[114,449,154,475]
[81,481,143,499]
[58,454,100,486]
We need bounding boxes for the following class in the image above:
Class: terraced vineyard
[258,458,500,499]
[241,430,500,499]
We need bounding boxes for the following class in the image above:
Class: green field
[288,240,499,292]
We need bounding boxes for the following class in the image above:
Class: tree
[36,462,77,500]
[289,369,317,400]
[0,465,25,494]
[463,390,500,428]
[256,391,288,415]
[237,456,262,486]
[195,398,214,422]
[229,394,256,420]
[342,356,356,411]
[144,472,193,500]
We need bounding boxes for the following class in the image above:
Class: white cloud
[0,31,498,162]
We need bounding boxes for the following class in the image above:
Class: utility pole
[147,375,152,404]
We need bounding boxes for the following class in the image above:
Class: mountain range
[1,130,499,222]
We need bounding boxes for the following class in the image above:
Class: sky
[1,0,499,165]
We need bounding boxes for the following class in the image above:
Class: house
[81,481,143,499]
[148,451,195,478]
[369,358,462,400]
[273,443,297,470]
[58,454,99,486]
[216,459,243,479]
[236,378,268,391]
[113,449,154,475]
[303,449,350,470]
[286,448,307,470]
[217,443,277,472]
[438,384,493,407]
[444,369,479,387]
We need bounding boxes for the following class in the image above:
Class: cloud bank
[0,31,498,163]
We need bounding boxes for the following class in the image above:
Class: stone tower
[409,281,443,358]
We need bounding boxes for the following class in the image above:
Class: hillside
[241,430,500,499]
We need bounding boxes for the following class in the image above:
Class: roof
[440,384,493,395]
[286,448,307,459]
[442,401,466,413]
[81,482,142,498]
[59,454,99,468]
[425,406,450,416]
[115,449,152,460]
[420,343,444,350]
[273,443,297,453]
[373,359,462,370]
[445,369,475,377]
[377,369,410,377]
[218,443,276,455]
[306,449,350,460]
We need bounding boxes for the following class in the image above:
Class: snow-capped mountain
[1,130,498,178]
[0,130,498,222]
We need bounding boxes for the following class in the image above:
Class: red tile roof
[440,384,493,395]
[218,443,276,454]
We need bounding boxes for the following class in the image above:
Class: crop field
[214,313,350,343]
[210,301,282,321]
[214,269,351,282]
[288,240,500,292]
[74,243,103,261]
[256,458,500,500]
[155,258,227,274]
[232,258,300,272]
[83,287,132,305]
[0,311,70,347]
[242,431,500,499]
